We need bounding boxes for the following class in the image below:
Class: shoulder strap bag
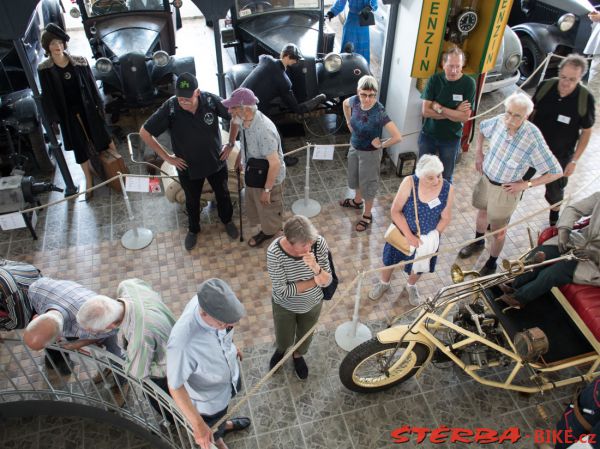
[384,177,420,256]
[242,130,269,188]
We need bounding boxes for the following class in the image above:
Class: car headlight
[324,53,342,73]
[69,6,81,18]
[95,58,113,74]
[558,13,576,32]
[152,51,170,68]
[505,53,521,72]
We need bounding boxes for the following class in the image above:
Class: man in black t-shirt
[531,54,595,225]
[140,73,239,251]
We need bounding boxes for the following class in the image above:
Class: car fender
[170,56,196,77]
[317,53,370,98]
[512,22,573,56]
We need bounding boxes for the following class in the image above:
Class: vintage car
[221,0,370,118]
[0,0,63,176]
[68,0,195,116]
[509,0,600,83]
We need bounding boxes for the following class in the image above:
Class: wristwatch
[264,188,272,193]
[435,105,443,114]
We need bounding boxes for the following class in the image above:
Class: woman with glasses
[340,75,402,232]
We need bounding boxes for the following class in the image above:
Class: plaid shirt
[28,278,115,340]
[480,115,562,184]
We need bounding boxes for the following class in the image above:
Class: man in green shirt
[419,47,476,183]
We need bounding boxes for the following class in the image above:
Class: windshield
[235,0,321,19]
[82,0,167,18]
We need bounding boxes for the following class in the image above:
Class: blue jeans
[417,131,461,183]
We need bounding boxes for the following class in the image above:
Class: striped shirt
[480,115,562,184]
[117,279,175,379]
[28,278,115,340]
[266,236,331,314]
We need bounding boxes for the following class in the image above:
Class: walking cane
[236,167,244,242]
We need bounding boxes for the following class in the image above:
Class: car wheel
[29,124,54,172]
[518,35,543,86]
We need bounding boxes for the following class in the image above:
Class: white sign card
[0,212,27,230]
[125,176,150,193]
[312,145,335,160]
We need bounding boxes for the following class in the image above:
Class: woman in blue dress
[369,155,455,305]
[326,0,378,63]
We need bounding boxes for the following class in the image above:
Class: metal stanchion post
[118,174,154,250]
[538,53,552,87]
[291,144,321,217]
[335,273,372,351]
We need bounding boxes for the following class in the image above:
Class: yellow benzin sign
[481,0,513,72]
[411,0,450,78]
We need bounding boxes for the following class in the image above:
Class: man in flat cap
[167,278,250,449]
[140,72,239,251]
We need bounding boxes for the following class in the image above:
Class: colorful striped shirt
[266,236,331,314]
[480,115,562,184]
[117,279,175,379]
[28,278,115,340]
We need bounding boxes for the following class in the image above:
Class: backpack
[168,93,219,122]
[533,78,590,118]
[0,259,42,330]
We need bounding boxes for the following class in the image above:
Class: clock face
[457,10,478,34]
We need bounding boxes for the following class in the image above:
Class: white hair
[415,154,444,178]
[504,92,534,116]
[76,295,122,331]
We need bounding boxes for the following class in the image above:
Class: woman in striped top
[266,215,332,379]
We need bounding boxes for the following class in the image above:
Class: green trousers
[272,300,323,355]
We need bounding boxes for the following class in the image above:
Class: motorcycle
[339,230,600,395]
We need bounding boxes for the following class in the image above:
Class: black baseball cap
[175,72,198,98]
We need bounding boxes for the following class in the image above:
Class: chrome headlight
[558,13,576,32]
[95,58,113,74]
[152,50,170,68]
[505,53,521,72]
[323,53,342,73]
[69,6,81,18]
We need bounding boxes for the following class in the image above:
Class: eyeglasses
[359,93,377,99]
[505,111,524,120]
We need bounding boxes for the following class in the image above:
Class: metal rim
[351,346,418,388]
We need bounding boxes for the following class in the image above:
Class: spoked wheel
[339,339,429,393]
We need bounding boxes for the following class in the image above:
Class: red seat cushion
[0,310,7,318]
[560,284,600,342]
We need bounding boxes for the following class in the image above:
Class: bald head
[23,312,62,351]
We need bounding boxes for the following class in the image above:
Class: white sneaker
[407,285,422,306]
[368,281,390,301]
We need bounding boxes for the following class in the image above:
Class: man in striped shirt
[458,92,562,275]
[76,278,175,415]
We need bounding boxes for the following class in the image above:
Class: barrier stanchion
[292,143,321,217]
[118,174,154,250]
[538,52,553,87]
[335,272,372,351]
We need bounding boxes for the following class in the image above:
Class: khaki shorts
[245,184,283,235]
[472,175,522,227]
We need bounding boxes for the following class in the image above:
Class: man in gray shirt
[223,88,286,248]
[167,278,250,449]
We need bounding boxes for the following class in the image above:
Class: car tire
[518,35,543,87]
[29,124,54,172]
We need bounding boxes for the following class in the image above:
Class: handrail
[0,332,196,449]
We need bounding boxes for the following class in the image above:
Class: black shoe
[269,350,284,370]
[184,232,198,251]
[224,222,239,239]
[479,264,497,276]
[458,241,484,258]
[284,156,299,167]
[293,356,308,380]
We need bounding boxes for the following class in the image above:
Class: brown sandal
[340,198,364,209]
[355,214,372,232]
[248,231,274,248]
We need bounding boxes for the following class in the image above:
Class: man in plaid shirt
[458,92,562,275]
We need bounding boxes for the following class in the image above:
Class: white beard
[232,115,243,126]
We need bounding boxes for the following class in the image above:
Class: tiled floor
[1,16,600,449]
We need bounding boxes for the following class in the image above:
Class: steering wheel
[239,1,272,14]
[91,0,127,15]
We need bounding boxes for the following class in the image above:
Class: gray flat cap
[197,278,245,324]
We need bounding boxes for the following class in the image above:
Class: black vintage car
[221,0,370,118]
[509,0,600,83]
[68,0,195,115]
[0,0,64,176]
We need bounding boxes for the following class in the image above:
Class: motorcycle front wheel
[339,339,430,393]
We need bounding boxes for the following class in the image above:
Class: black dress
[38,54,111,164]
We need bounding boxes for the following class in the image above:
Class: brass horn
[450,263,480,284]
[501,259,525,276]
